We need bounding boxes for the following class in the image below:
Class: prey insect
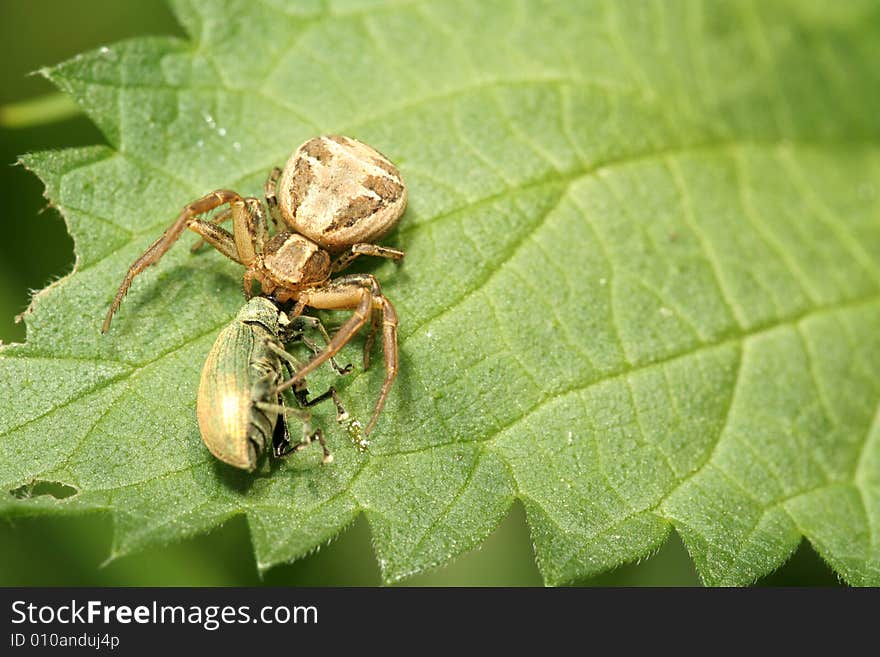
[104,135,406,437]
[198,296,351,472]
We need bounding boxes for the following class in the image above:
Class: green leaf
[3,0,880,586]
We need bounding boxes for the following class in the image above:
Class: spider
[103,135,407,437]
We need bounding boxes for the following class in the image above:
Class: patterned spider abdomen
[277,135,407,252]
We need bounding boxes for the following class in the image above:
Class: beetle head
[236,296,281,334]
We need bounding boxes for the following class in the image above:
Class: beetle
[198,295,354,471]
[104,135,406,437]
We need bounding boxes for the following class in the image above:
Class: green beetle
[197,296,349,471]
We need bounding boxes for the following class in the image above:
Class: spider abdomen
[277,135,407,251]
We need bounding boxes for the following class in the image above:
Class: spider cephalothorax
[103,135,407,437]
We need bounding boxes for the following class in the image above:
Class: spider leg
[275,274,399,436]
[275,283,371,392]
[190,208,232,252]
[302,336,353,375]
[283,314,353,375]
[228,198,270,298]
[102,189,242,332]
[264,166,284,230]
[188,220,243,264]
[362,309,381,371]
[331,243,405,273]
[371,294,398,435]
[230,198,268,263]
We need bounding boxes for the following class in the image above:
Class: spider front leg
[102,189,243,332]
[264,166,284,230]
[326,244,404,366]
[276,274,398,436]
[236,198,273,299]
[103,194,271,332]
[190,208,232,253]
[331,243,405,273]
[282,314,353,375]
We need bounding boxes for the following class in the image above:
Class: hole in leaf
[9,480,78,500]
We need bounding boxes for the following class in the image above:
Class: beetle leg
[331,243,405,273]
[103,189,242,332]
[281,315,353,374]
[280,333,350,374]
[264,166,283,230]
[276,356,313,411]
[267,400,330,465]
[275,353,348,410]
[297,386,349,421]
[265,339,305,367]
[279,352,364,452]
[269,396,293,460]
[255,400,306,417]
[260,395,332,464]
[303,386,368,453]
[269,338,347,395]
[302,336,353,375]
[277,428,332,465]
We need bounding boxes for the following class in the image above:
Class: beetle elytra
[197,296,349,471]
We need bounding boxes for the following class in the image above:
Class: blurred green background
[0,0,841,586]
